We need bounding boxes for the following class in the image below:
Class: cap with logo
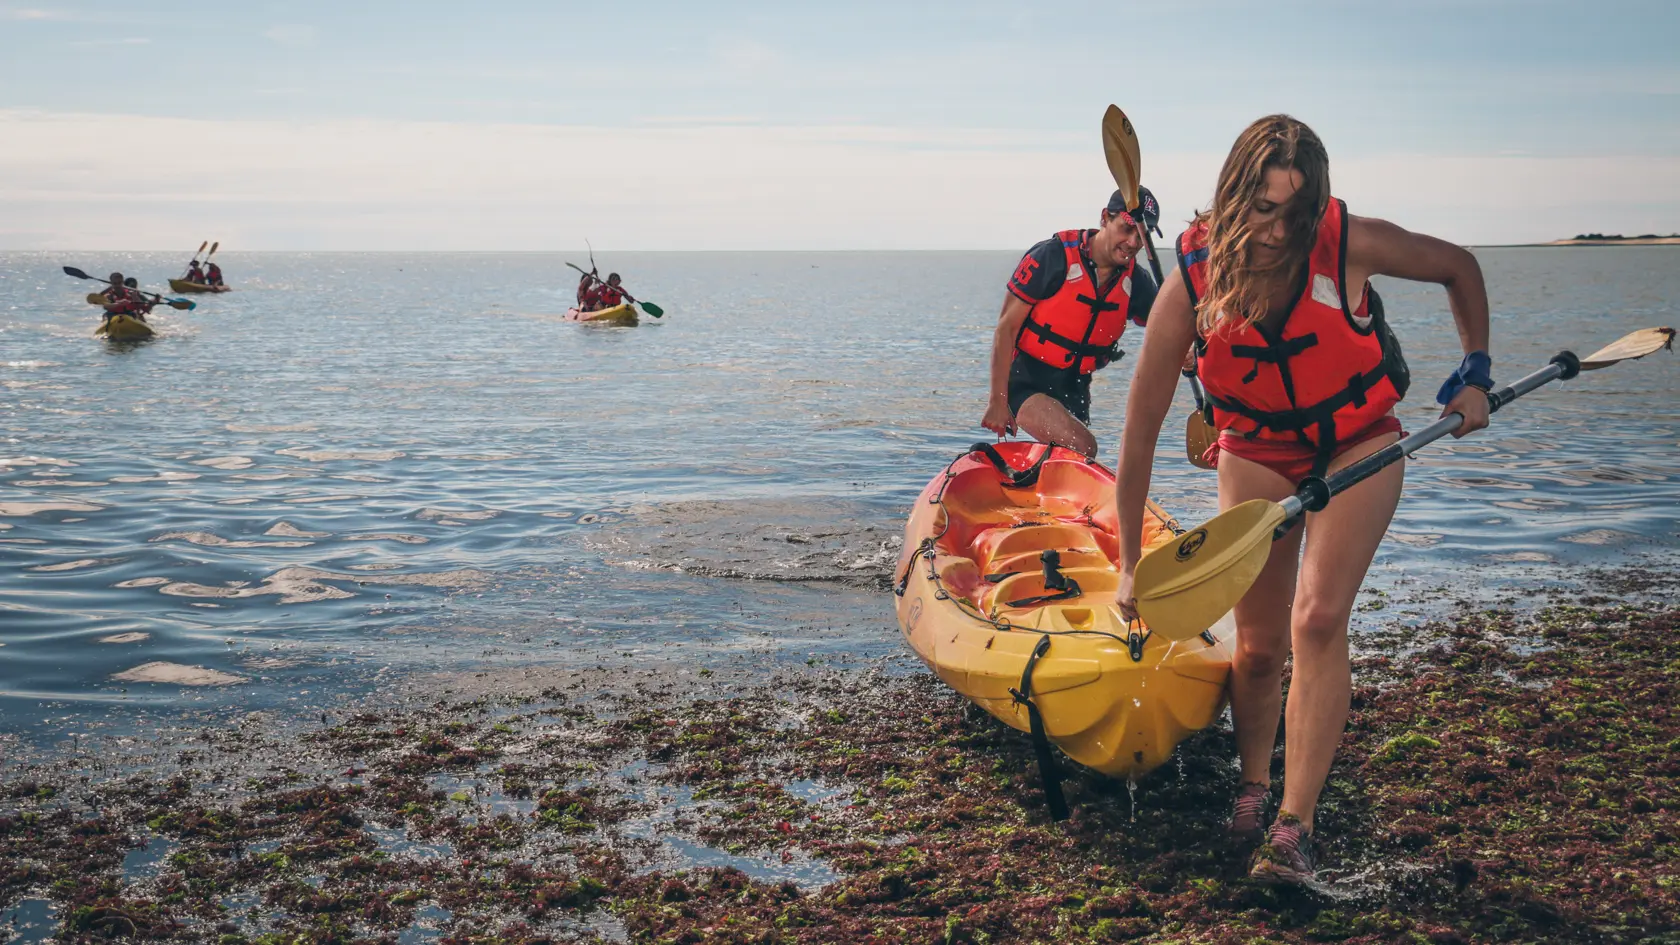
[1106,186,1162,237]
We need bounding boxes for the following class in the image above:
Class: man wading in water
[980,189,1162,457]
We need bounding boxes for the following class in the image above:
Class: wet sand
[4,576,1677,944]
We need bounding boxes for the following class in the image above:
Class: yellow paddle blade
[1101,105,1141,207]
[1185,412,1217,470]
[1135,498,1285,640]
[1580,327,1674,370]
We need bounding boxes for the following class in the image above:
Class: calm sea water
[2,248,1676,741]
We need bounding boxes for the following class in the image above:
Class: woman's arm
[981,294,1035,436]
[1116,268,1198,611]
[1347,216,1491,434]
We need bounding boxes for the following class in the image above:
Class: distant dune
[1546,233,1680,247]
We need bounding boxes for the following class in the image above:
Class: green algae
[1,600,1676,943]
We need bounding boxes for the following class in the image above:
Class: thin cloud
[0,110,1674,251]
[4,7,72,19]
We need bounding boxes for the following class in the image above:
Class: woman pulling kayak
[1113,114,1492,885]
[981,189,1161,458]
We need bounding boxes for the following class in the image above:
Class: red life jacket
[596,285,624,307]
[204,264,223,285]
[1178,198,1409,473]
[105,287,148,317]
[1015,229,1135,374]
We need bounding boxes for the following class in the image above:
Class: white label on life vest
[1065,266,1084,283]
[1122,275,1132,296]
[1312,273,1340,309]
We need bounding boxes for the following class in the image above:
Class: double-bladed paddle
[1132,327,1676,640]
[182,240,208,278]
[564,261,664,318]
[63,266,196,310]
[1102,104,1215,468]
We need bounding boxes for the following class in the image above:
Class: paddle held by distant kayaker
[981,188,1161,457]
[1112,114,1491,887]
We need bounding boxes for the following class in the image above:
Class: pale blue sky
[3,0,1677,249]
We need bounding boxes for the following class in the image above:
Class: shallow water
[1,248,1676,739]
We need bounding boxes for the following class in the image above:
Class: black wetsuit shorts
[1007,353,1091,424]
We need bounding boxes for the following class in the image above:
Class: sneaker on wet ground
[1228,781,1271,845]
[1249,812,1318,886]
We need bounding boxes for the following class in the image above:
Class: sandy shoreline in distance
[1478,237,1680,247]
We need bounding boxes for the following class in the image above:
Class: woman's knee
[1292,601,1352,652]
[1233,633,1288,679]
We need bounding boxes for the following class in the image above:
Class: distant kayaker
[100,272,151,322]
[576,271,597,306]
[203,261,225,287]
[586,273,626,312]
[1113,115,1491,887]
[979,188,1161,457]
[185,260,207,284]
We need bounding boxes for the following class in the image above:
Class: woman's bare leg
[1216,451,1305,788]
[1282,433,1404,829]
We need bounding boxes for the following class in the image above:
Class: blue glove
[1436,350,1493,405]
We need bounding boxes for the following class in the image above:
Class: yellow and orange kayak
[95,314,154,341]
[894,442,1234,795]
[564,303,637,326]
[168,279,230,294]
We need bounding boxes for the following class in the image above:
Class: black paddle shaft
[1280,351,1583,525]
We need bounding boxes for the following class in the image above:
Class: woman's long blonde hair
[1194,115,1330,335]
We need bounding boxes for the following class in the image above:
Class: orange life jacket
[1015,229,1135,374]
[1178,198,1409,472]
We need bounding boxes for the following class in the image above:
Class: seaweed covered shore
[3,599,1677,944]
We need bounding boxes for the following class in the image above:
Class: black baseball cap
[1106,186,1162,236]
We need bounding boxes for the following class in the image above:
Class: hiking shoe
[1228,781,1271,845]
[1249,812,1318,886]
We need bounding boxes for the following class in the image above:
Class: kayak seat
[984,548,1112,580]
[971,523,1102,572]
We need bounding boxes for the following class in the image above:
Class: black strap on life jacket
[1008,634,1068,821]
[1230,333,1319,384]
[1005,549,1083,607]
[1018,315,1122,366]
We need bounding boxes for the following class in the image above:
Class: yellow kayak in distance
[95,314,155,341]
[168,279,231,294]
[894,442,1234,813]
[564,303,637,326]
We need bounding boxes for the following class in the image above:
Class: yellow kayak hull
[564,303,637,326]
[96,314,154,341]
[895,443,1234,781]
[168,279,230,294]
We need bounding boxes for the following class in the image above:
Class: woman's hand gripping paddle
[1133,327,1675,641]
[565,261,664,317]
[1102,104,1214,468]
[62,266,196,310]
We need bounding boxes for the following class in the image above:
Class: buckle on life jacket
[1229,333,1319,384]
